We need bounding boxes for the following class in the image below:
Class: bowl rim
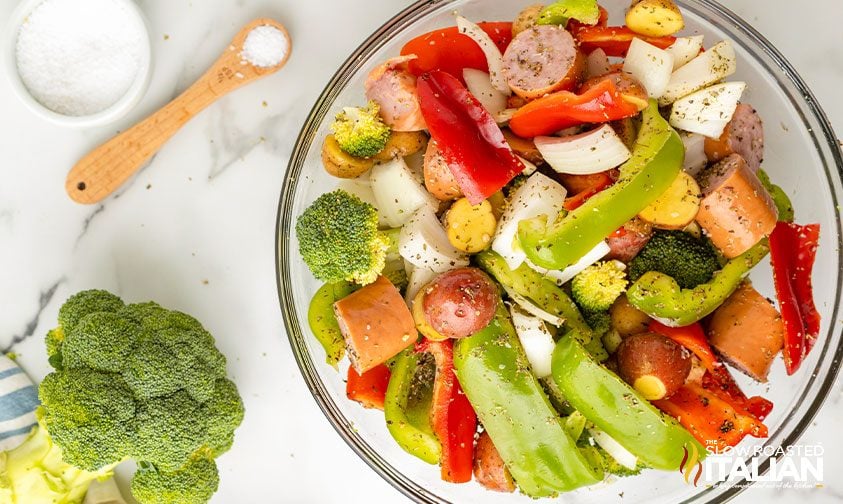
[4,0,153,128]
[276,1,843,502]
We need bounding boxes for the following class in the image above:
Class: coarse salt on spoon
[66,18,291,204]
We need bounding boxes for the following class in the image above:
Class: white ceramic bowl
[4,0,152,128]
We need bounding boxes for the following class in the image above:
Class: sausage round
[502,25,584,99]
[704,103,764,172]
[365,55,427,132]
[606,218,653,263]
[422,267,498,339]
[696,153,778,258]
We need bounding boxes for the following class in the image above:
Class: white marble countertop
[1,0,840,502]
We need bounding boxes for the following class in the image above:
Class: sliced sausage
[606,218,653,263]
[365,55,427,132]
[502,25,585,99]
[704,103,764,172]
[708,282,784,382]
[333,276,417,373]
[423,140,462,201]
[695,154,778,258]
[474,431,515,493]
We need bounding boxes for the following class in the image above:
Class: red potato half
[474,431,516,493]
[422,267,498,339]
[616,332,691,400]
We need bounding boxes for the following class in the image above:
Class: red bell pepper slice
[416,338,478,483]
[562,171,614,210]
[573,26,676,57]
[648,321,773,421]
[769,222,821,375]
[400,22,513,81]
[346,363,391,410]
[508,78,643,138]
[417,70,525,204]
[653,382,768,453]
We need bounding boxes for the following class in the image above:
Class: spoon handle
[66,18,289,204]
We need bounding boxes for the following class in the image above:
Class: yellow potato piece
[445,198,497,253]
[372,131,427,162]
[626,0,685,37]
[321,134,373,178]
[638,171,701,229]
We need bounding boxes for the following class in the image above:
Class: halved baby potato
[445,198,498,253]
[638,171,701,230]
[322,134,374,178]
[372,131,427,162]
[626,0,684,37]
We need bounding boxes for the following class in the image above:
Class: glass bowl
[276,1,843,502]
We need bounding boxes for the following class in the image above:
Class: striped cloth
[0,355,39,451]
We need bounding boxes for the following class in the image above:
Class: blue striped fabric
[0,356,38,451]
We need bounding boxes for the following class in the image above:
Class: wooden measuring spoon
[66,18,291,204]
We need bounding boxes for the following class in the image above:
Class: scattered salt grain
[240,25,288,68]
[15,0,146,117]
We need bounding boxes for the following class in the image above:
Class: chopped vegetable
[757,169,795,223]
[308,281,355,366]
[768,222,821,374]
[680,132,708,176]
[347,364,391,410]
[384,350,441,464]
[321,134,374,178]
[517,100,683,271]
[333,276,417,373]
[456,15,510,95]
[571,261,628,312]
[491,172,567,270]
[659,40,737,106]
[371,156,437,228]
[625,0,685,37]
[463,68,507,117]
[627,239,769,327]
[615,332,691,400]
[372,130,427,162]
[296,189,390,285]
[666,35,705,70]
[445,198,497,253]
[509,78,645,138]
[536,0,600,27]
[330,101,392,158]
[400,22,513,80]
[628,230,720,290]
[610,295,651,337]
[509,305,556,377]
[670,82,747,138]
[588,428,638,471]
[399,205,469,273]
[454,306,604,496]
[637,171,701,229]
[2,290,244,504]
[416,339,477,483]
[551,334,703,470]
[534,125,631,175]
[417,70,525,204]
[527,241,612,286]
[473,431,516,492]
[622,38,675,99]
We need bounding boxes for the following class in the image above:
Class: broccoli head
[628,230,720,289]
[131,452,219,504]
[296,189,391,285]
[2,290,244,504]
[571,261,628,312]
[330,101,391,158]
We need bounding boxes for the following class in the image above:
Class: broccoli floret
[330,101,391,158]
[1,290,244,504]
[296,189,391,285]
[571,261,628,312]
[131,452,219,504]
[583,309,611,337]
[628,230,720,289]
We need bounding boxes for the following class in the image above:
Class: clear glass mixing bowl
[276,1,843,501]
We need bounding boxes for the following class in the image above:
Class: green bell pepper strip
[454,305,603,497]
[384,349,441,465]
[517,99,684,271]
[537,0,600,27]
[757,169,794,223]
[551,334,704,470]
[475,250,608,361]
[307,281,354,367]
[626,239,770,327]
